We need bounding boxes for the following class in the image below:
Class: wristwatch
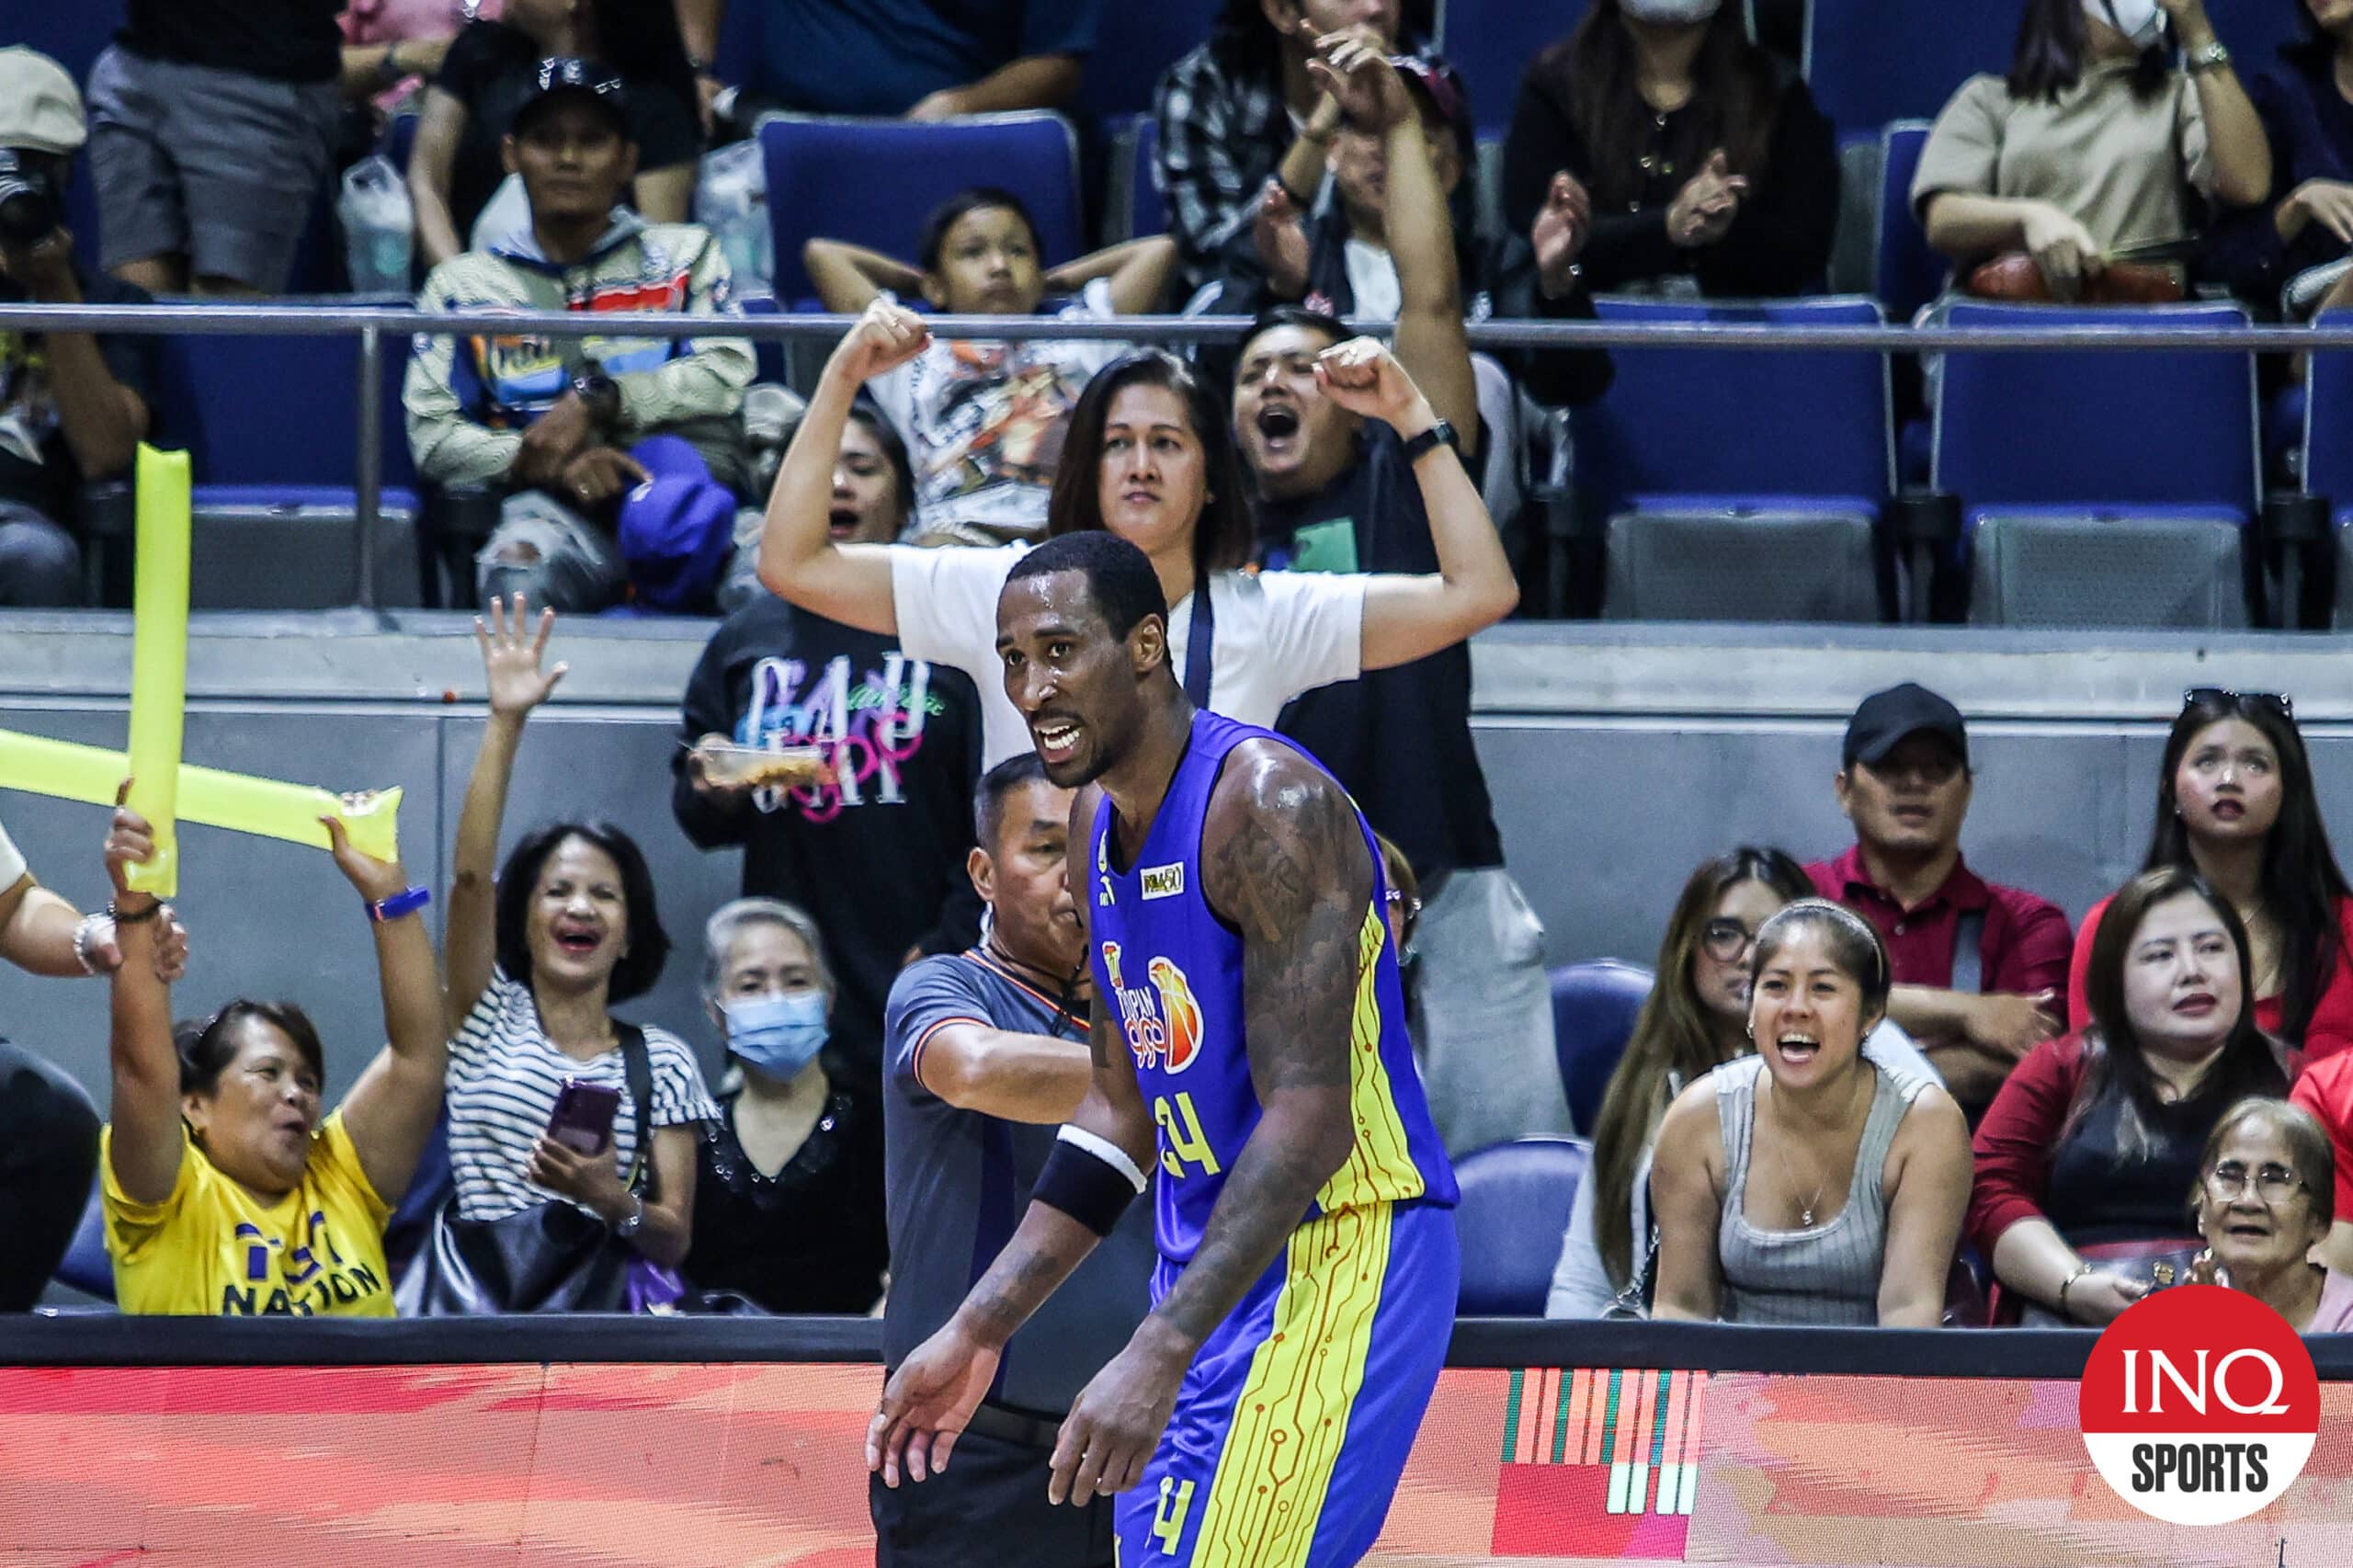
[2185,38,2232,74]
[616,1193,645,1238]
[570,369,621,429]
[1399,420,1461,465]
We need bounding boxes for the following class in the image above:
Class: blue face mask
[723,990,828,1078]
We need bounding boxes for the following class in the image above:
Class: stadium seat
[1802,0,2015,137]
[51,1188,114,1304]
[1440,0,1587,133]
[1451,1137,1590,1315]
[759,113,1086,305]
[1572,296,1893,621]
[1933,301,2259,628]
[1107,115,1167,243]
[2300,316,2353,627]
[150,326,422,608]
[1074,0,1222,124]
[1549,960,1653,1136]
[2210,4,2304,76]
[1876,121,1943,324]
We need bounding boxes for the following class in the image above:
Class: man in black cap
[1807,682,2075,1120]
[404,57,754,611]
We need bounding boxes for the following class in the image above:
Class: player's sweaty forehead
[995,567,1118,653]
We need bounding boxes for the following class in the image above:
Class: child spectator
[1548,848,1938,1320]
[1914,0,2268,302]
[404,60,754,614]
[85,0,345,294]
[98,796,445,1317]
[2070,689,2353,1062]
[676,0,1102,121]
[1648,901,1971,1327]
[409,0,702,269]
[803,189,1176,545]
[1809,684,2075,1121]
[1499,0,1837,300]
[683,899,888,1313]
[1156,0,1407,293]
[1972,867,2290,1324]
[674,410,987,1085]
[0,51,158,608]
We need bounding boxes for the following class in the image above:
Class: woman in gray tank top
[1649,900,1973,1327]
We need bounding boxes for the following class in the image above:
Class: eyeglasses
[2204,1162,2305,1204]
[1699,917,1758,962]
[2184,687,2293,721]
[1383,888,1423,921]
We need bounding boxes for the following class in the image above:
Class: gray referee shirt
[882,949,1155,1417]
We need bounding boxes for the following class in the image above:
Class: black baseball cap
[512,57,630,138]
[1842,682,1969,770]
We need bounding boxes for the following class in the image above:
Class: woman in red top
[2068,689,2353,1062]
[1974,867,2289,1325]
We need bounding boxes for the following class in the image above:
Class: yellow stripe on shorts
[1313,905,1424,1214]
[1188,1200,1394,1566]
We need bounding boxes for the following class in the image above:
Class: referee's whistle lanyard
[1182,580,1215,710]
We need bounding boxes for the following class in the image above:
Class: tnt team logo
[2077,1284,2318,1525]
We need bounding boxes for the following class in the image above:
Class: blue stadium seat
[1439,0,1587,133]
[760,113,1086,305]
[1876,121,1942,324]
[1074,0,1222,124]
[2300,316,2353,626]
[1802,0,2016,137]
[2210,4,2304,77]
[151,325,422,606]
[1935,301,2259,627]
[1548,960,1653,1136]
[1129,115,1166,241]
[1573,295,1893,619]
[1452,1137,1591,1315]
[51,1188,114,1304]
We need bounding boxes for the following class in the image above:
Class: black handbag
[395,1024,679,1315]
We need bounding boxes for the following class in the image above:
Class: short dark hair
[976,752,1052,847]
[1043,350,1254,578]
[1238,304,1350,369]
[1005,528,1170,644]
[918,187,1042,273]
[847,399,915,528]
[494,822,672,1003]
[176,1002,326,1096]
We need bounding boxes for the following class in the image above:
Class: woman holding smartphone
[439,596,717,1273]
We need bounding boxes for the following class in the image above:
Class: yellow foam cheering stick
[0,732,401,860]
[122,444,191,895]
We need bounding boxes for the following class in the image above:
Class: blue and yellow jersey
[1087,710,1456,1264]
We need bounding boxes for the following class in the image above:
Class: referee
[875,755,1154,1566]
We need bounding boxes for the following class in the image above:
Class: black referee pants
[870,1424,1115,1568]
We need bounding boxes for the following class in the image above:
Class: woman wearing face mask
[1498,0,1838,300]
[757,301,1519,770]
[438,597,717,1289]
[1972,867,2290,1324]
[2184,1097,2353,1329]
[1914,0,2270,303]
[2068,690,2353,1062]
[1549,850,1940,1319]
[1647,900,1972,1327]
[682,898,888,1313]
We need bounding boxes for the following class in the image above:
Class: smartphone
[545,1079,622,1156]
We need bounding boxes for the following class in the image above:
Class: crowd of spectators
[6,0,2353,1404]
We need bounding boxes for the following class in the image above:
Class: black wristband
[1399,419,1461,465]
[1033,1131,1146,1237]
[1274,174,1313,210]
[109,898,163,926]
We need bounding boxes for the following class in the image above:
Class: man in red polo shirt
[1808,683,2074,1120]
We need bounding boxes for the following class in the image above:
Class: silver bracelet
[72,912,111,976]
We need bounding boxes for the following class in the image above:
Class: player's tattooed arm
[1148,741,1370,1351]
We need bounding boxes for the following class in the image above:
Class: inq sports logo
[2077,1285,2319,1525]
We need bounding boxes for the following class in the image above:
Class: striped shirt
[447,969,718,1221]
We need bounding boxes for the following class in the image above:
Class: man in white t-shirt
[0,812,187,1307]
[804,188,1176,545]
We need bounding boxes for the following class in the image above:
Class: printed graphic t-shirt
[867,278,1126,540]
[102,1110,395,1317]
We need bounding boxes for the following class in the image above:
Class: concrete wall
[4,610,2347,1111]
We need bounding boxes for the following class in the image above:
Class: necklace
[1760,1066,1866,1227]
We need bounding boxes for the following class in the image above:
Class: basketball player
[870,510,1461,1564]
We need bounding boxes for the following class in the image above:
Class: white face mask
[2091,0,2166,51]
[1620,0,1723,24]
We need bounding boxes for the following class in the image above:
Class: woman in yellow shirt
[100,792,449,1316]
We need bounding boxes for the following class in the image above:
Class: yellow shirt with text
[102,1110,396,1317]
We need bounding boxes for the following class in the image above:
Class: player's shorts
[1113,1199,1459,1568]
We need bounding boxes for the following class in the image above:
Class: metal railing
[4,299,2336,611]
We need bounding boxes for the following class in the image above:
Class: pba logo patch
[2077,1284,2318,1524]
